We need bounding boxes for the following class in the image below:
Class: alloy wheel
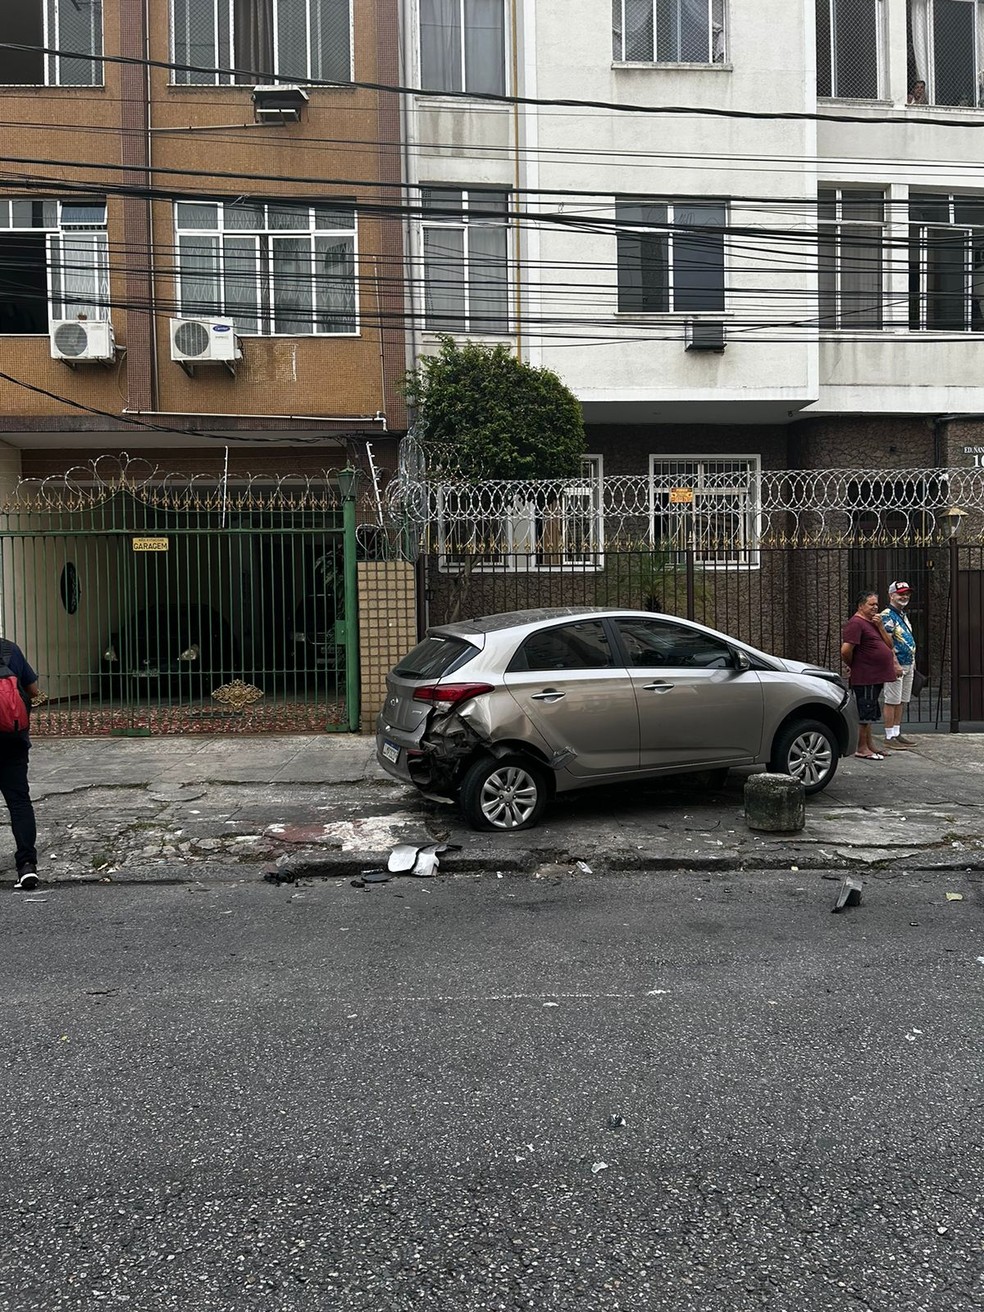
[479,764,541,829]
[786,730,834,787]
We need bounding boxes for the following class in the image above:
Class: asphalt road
[2,869,982,1312]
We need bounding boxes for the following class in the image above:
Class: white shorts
[884,665,915,706]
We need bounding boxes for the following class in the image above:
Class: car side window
[509,621,615,672]
[614,619,734,670]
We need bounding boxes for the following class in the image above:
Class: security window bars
[0,0,103,86]
[908,194,984,331]
[612,0,726,63]
[818,189,885,329]
[0,199,108,334]
[422,188,510,333]
[438,457,604,572]
[617,201,726,313]
[174,201,357,335]
[172,0,351,85]
[817,0,883,98]
[907,0,984,106]
[419,0,506,95]
[649,457,760,566]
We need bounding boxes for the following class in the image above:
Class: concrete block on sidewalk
[744,772,806,833]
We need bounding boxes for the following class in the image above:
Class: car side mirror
[734,650,750,672]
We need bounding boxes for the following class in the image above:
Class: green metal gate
[0,460,359,735]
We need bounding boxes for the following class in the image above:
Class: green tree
[404,337,585,480]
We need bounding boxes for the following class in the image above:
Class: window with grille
[617,201,726,313]
[174,200,357,335]
[437,457,605,572]
[907,0,984,107]
[817,0,883,98]
[172,0,351,85]
[612,0,726,63]
[0,199,108,334]
[818,188,886,329]
[419,0,506,94]
[422,188,510,333]
[908,194,984,330]
[0,0,103,86]
[649,457,760,566]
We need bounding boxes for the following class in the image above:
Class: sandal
[855,751,885,760]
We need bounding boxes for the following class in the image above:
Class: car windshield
[394,635,477,679]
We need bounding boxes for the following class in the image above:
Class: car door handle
[531,690,566,702]
[642,682,674,693]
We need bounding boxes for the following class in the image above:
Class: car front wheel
[770,719,839,794]
[459,754,549,832]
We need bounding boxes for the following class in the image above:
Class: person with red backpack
[0,637,41,890]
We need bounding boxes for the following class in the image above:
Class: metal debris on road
[387,844,420,872]
[832,876,863,913]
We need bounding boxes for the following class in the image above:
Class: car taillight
[412,682,494,706]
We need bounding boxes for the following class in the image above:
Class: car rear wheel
[459,754,549,832]
[770,719,839,794]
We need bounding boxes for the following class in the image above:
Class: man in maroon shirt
[841,590,902,760]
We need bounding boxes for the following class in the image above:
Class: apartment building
[401,0,984,551]
[0,0,407,728]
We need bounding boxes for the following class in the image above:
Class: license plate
[381,740,400,765]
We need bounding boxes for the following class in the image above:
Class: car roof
[427,607,783,667]
[433,607,609,637]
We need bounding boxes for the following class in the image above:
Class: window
[908,194,984,330]
[419,0,505,94]
[817,0,883,98]
[649,457,759,566]
[422,188,510,333]
[612,0,726,63]
[818,188,885,329]
[508,621,615,673]
[0,0,103,86]
[172,0,351,85]
[613,617,734,668]
[907,0,984,106]
[617,201,726,313]
[174,200,357,335]
[438,456,605,572]
[0,199,108,335]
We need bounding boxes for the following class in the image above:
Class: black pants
[0,739,37,872]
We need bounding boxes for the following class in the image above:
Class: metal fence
[0,458,359,735]
[420,542,966,728]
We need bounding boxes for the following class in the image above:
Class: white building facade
[400,1,984,538]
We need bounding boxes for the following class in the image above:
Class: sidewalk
[9,730,984,885]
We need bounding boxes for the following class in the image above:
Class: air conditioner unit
[685,319,726,352]
[50,319,116,364]
[170,317,241,373]
[252,84,309,123]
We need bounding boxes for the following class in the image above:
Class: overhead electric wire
[0,366,369,444]
[4,38,984,130]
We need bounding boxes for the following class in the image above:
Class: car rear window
[393,635,477,680]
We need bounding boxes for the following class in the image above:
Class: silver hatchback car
[376,608,859,831]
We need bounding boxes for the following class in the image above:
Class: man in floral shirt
[880,581,918,751]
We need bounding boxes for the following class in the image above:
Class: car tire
[459,753,550,832]
[770,719,839,794]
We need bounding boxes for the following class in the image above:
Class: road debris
[832,876,863,913]
[945,892,964,901]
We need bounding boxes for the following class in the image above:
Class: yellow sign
[132,536,169,552]
[669,487,694,505]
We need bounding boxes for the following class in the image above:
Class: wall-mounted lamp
[337,467,359,503]
[945,505,967,536]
